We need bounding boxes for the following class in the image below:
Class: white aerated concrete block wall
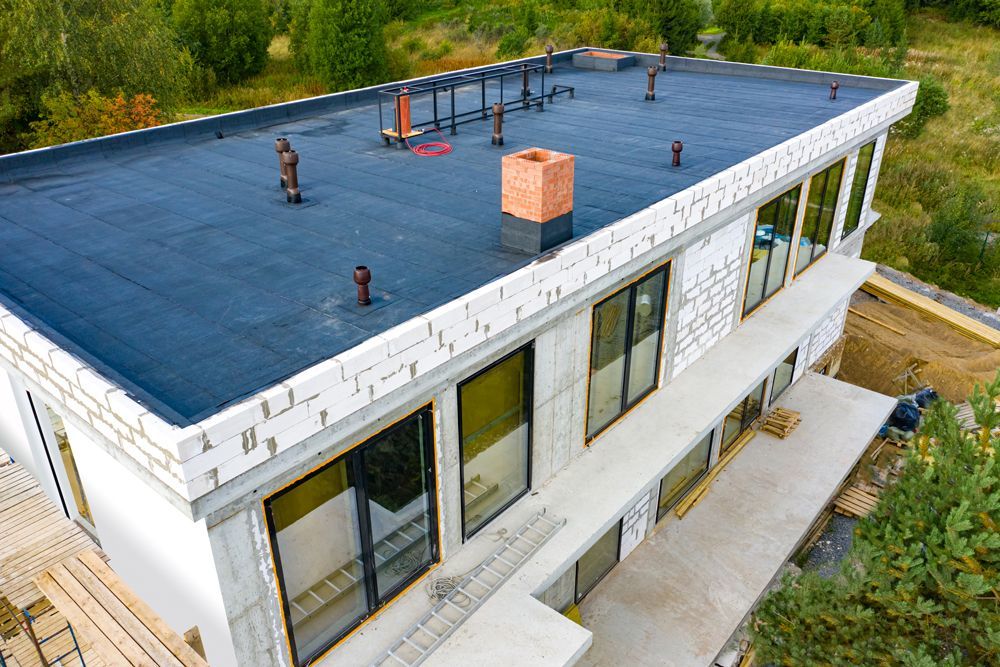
[808,299,849,366]
[0,82,917,505]
[671,214,750,378]
[619,490,653,561]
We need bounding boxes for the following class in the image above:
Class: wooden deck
[0,456,104,666]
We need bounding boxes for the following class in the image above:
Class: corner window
[656,431,713,520]
[586,263,670,440]
[795,160,844,275]
[575,520,622,603]
[769,350,798,405]
[842,142,876,239]
[743,186,801,316]
[263,406,438,666]
[721,380,766,455]
[458,345,533,539]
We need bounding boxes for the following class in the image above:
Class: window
[263,406,438,666]
[720,380,766,455]
[842,142,876,239]
[586,263,670,440]
[44,404,94,527]
[769,350,798,405]
[575,521,621,602]
[656,431,713,520]
[795,160,844,275]
[743,186,801,316]
[458,345,533,538]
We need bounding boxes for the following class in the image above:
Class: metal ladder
[372,510,564,667]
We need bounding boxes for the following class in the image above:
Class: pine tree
[752,372,1000,665]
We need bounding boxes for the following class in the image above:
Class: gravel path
[876,265,1000,331]
[802,514,857,578]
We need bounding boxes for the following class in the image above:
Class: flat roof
[0,52,897,424]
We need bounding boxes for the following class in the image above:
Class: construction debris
[760,408,801,439]
[833,484,880,518]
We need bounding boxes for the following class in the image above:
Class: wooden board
[861,274,1000,347]
[35,551,209,667]
[833,484,880,518]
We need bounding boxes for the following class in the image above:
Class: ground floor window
[656,431,713,520]
[575,520,622,603]
[263,406,438,666]
[770,350,798,405]
[721,380,766,455]
[458,344,533,539]
[586,262,670,441]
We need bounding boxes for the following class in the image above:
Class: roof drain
[645,66,657,101]
[282,150,301,204]
[829,81,840,100]
[275,137,291,188]
[354,266,372,305]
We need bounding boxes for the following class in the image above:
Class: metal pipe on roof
[830,81,840,100]
[545,45,554,74]
[275,138,290,188]
[492,103,505,146]
[672,140,683,167]
[354,266,372,305]
[646,66,657,101]
[659,43,669,71]
[282,150,301,203]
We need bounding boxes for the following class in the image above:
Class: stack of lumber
[833,484,880,518]
[861,274,1000,347]
[760,407,801,438]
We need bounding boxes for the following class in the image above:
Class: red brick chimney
[501,148,574,253]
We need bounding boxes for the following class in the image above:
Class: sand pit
[839,292,1000,403]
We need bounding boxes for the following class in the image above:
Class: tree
[650,0,706,55]
[172,0,272,83]
[752,373,1000,666]
[27,90,164,148]
[0,0,190,152]
[291,0,389,90]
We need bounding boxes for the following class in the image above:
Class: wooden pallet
[833,485,880,518]
[760,408,801,439]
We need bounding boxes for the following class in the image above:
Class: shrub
[649,0,705,54]
[894,75,950,138]
[26,90,164,148]
[496,27,533,59]
[173,0,272,83]
[752,375,1000,666]
[291,0,389,90]
[552,8,658,51]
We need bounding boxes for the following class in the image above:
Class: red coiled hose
[405,126,453,157]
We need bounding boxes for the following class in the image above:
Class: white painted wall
[64,419,238,667]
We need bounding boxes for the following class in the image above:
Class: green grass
[862,11,1000,306]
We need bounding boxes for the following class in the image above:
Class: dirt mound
[839,293,1000,403]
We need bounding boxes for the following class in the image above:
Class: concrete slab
[575,374,895,666]
[325,252,877,665]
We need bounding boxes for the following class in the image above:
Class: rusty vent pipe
[645,66,657,101]
[354,266,372,305]
[672,141,683,167]
[545,45,554,73]
[659,42,668,71]
[275,138,290,188]
[830,81,839,100]
[282,150,301,203]
[492,103,505,146]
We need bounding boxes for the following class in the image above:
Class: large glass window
[795,160,844,275]
[842,142,876,239]
[575,521,621,602]
[44,404,94,527]
[743,186,801,316]
[586,263,670,440]
[769,350,798,405]
[264,407,438,666]
[721,380,766,455]
[458,345,533,538]
[657,431,713,520]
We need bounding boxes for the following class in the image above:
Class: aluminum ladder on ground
[371,509,565,667]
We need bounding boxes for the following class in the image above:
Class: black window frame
[262,404,440,667]
[842,141,876,240]
[769,349,798,406]
[721,379,767,455]
[574,519,623,603]
[585,261,671,442]
[656,430,714,521]
[795,159,845,276]
[456,342,535,541]
[742,185,802,318]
